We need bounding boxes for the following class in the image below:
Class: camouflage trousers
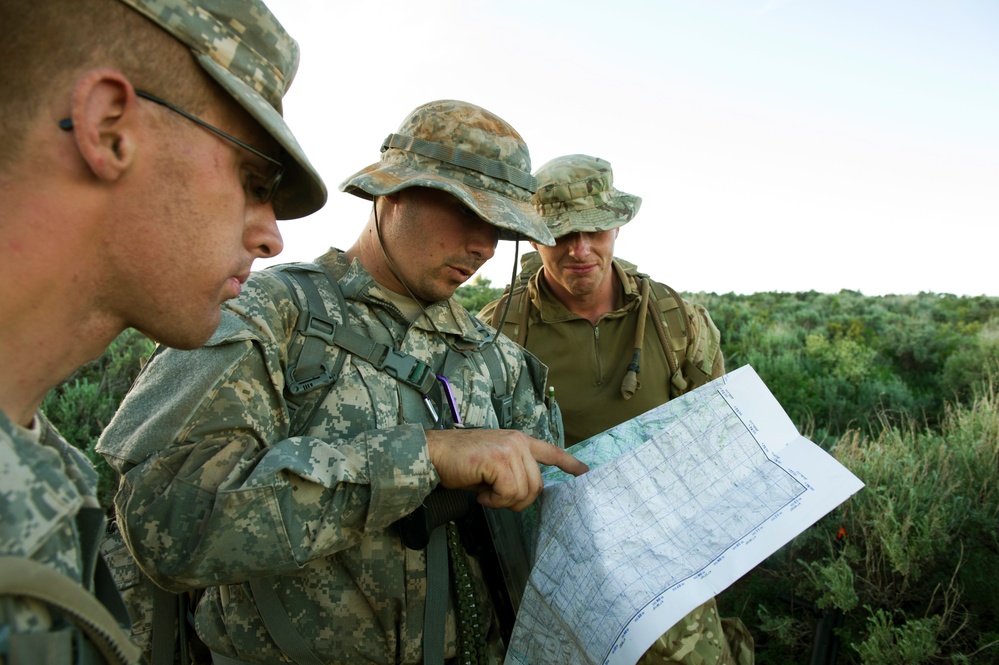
[636,598,754,665]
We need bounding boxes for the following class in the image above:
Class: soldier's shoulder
[0,417,89,559]
[213,266,314,347]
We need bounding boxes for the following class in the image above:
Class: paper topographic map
[505,365,865,665]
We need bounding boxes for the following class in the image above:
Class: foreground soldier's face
[380,187,498,302]
[115,94,285,349]
[535,229,618,300]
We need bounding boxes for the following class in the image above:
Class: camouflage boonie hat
[533,154,641,238]
[116,0,327,220]
[339,99,554,245]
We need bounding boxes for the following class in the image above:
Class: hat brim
[544,192,642,239]
[340,162,555,246]
[196,54,327,220]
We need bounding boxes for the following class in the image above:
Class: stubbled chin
[145,307,222,350]
[564,277,599,296]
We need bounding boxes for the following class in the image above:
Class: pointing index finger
[530,439,589,477]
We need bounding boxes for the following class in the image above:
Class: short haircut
[0,0,215,168]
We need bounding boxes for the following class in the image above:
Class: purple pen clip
[435,374,462,426]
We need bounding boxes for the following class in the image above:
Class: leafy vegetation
[455,274,505,316]
[724,386,999,663]
[46,283,999,663]
[42,328,155,507]
[692,289,999,445]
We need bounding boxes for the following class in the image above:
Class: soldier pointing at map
[98,100,586,664]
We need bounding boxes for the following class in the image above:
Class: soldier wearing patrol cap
[98,100,586,664]
[480,154,753,664]
[0,0,323,663]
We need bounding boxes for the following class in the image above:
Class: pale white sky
[260,0,998,296]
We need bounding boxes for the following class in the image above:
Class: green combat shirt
[480,258,725,446]
[96,248,558,664]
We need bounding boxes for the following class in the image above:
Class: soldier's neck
[552,272,620,326]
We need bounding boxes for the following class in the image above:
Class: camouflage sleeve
[97,279,437,592]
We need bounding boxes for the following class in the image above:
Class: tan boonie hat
[339,99,554,246]
[116,0,327,220]
[533,154,642,238]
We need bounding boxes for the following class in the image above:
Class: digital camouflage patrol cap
[339,99,555,245]
[533,154,642,238]
[116,0,327,220]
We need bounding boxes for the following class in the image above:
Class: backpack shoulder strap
[270,263,350,437]
[471,318,513,428]
[647,278,690,352]
[247,578,325,665]
[618,263,701,396]
[640,271,722,394]
[0,556,142,665]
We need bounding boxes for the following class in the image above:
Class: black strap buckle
[374,348,437,394]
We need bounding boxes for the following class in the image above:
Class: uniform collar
[316,248,492,344]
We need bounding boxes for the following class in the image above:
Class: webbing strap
[382,133,537,193]
[248,578,324,665]
[150,585,178,665]
[0,556,141,665]
[423,526,449,665]
[289,303,329,395]
[682,358,713,389]
[274,267,348,397]
[653,281,689,342]
[275,267,436,396]
[92,548,131,630]
[273,265,352,439]
[210,652,255,665]
[471,321,508,399]
[478,344,512,429]
[329,324,438,395]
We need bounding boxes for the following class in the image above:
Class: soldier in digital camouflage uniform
[0,0,324,663]
[479,154,754,664]
[97,100,587,665]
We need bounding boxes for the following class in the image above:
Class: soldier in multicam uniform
[97,100,587,665]
[479,154,754,664]
[0,0,324,663]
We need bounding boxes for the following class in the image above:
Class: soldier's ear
[529,241,539,251]
[67,70,138,181]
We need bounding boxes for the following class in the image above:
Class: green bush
[721,384,999,663]
[454,275,504,316]
[42,328,154,508]
[692,290,999,441]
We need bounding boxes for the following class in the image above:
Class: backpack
[100,262,524,665]
[483,254,722,398]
